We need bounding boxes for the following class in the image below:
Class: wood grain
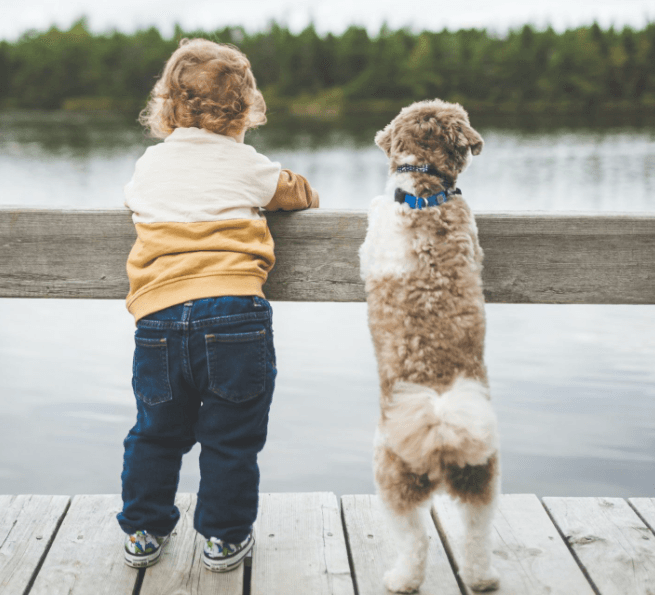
[139,493,243,595]
[1,208,654,303]
[341,494,460,595]
[28,494,140,595]
[0,495,70,595]
[251,492,354,595]
[432,493,596,595]
[543,497,655,595]
[629,498,655,534]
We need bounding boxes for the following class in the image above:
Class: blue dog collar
[394,187,461,210]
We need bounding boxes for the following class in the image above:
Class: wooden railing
[1,208,654,304]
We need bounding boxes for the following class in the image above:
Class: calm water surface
[1,111,654,498]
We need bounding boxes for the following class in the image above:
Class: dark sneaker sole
[203,537,254,573]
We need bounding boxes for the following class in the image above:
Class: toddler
[117,38,319,572]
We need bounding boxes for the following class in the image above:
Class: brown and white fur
[359,99,500,593]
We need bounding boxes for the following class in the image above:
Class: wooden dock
[2,492,654,594]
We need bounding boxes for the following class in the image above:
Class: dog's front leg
[459,497,500,592]
[380,502,429,593]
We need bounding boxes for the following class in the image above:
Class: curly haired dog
[359,99,500,593]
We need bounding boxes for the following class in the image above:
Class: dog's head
[375,99,483,190]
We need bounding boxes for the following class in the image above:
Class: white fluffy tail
[384,378,498,469]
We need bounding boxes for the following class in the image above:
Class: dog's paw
[383,567,423,593]
[461,565,500,592]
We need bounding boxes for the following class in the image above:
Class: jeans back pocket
[133,336,173,405]
[205,329,267,403]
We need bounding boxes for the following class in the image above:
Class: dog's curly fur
[360,99,500,593]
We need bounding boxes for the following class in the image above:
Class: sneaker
[124,530,170,568]
[203,531,254,572]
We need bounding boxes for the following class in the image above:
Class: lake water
[1,111,654,499]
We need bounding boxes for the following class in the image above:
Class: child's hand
[264,170,317,212]
[310,189,320,209]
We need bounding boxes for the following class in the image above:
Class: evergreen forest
[1,19,654,119]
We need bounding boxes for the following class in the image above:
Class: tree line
[1,19,654,116]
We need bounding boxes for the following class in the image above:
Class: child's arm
[264,169,319,211]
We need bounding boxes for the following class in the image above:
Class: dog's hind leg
[380,501,429,594]
[374,435,431,593]
[446,455,501,592]
[459,496,500,592]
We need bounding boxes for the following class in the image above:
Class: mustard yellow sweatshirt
[124,127,318,321]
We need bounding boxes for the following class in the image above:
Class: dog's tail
[383,377,498,470]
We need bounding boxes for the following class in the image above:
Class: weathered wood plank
[28,494,139,595]
[543,497,655,595]
[432,494,596,595]
[139,493,243,595]
[266,210,366,301]
[251,492,354,595]
[629,498,655,534]
[0,495,70,595]
[341,494,460,595]
[0,209,135,300]
[476,212,655,304]
[1,208,655,303]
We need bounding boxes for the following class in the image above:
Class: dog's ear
[375,125,393,157]
[458,122,484,156]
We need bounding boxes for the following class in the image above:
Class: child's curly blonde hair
[139,38,267,139]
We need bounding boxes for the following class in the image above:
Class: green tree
[2,20,654,114]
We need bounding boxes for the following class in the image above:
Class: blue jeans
[117,296,276,542]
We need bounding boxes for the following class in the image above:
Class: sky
[1,0,653,41]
